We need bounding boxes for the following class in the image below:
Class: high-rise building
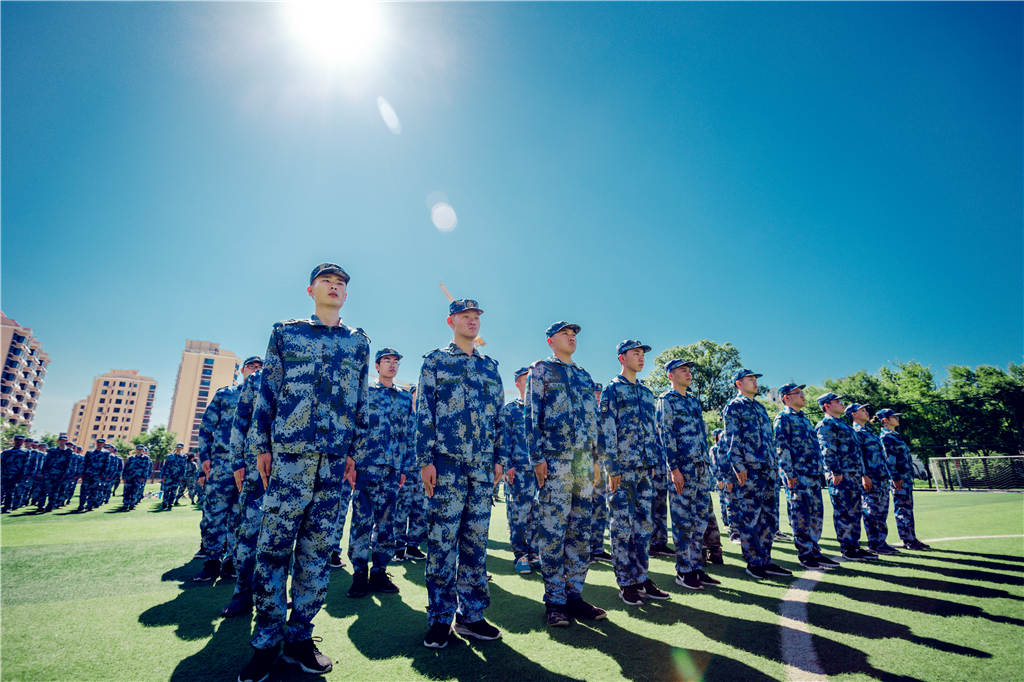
[1,313,50,429]
[167,340,239,453]
[67,369,157,448]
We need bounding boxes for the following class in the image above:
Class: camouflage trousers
[348,464,401,573]
[651,465,670,546]
[121,480,142,508]
[828,476,863,551]
[59,479,77,506]
[41,476,64,509]
[14,478,32,508]
[861,484,891,549]
[702,503,722,552]
[160,476,184,505]
[786,486,823,560]
[771,484,783,534]
[892,482,918,543]
[79,475,102,508]
[251,451,345,649]
[393,472,427,550]
[30,477,47,507]
[536,449,593,605]
[669,484,710,573]
[609,466,654,587]
[730,468,776,567]
[200,465,240,559]
[1,476,17,510]
[333,481,354,548]
[590,470,609,553]
[424,456,492,627]
[717,485,732,529]
[504,464,539,560]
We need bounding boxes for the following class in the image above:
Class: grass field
[2,487,1022,681]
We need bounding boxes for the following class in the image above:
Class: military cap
[374,347,402,363]
[96,437,106,443]
[135,444,145,450]
[58,432,68,440]
[545,321,581,338]
[243,355,263,366]
[732,368,762,383]
[176,442,185,447]
[778,382,805,397]
[816,392,844,407]
[309,262,350,285]
[875,408,902,420]
[665,358,696,373]
[844,403,870,416]
[448,299,483,315]
[12,434,24,441]
[513,366,530,379]
[616,339,652,355]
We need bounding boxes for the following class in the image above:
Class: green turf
[1,487,1021,681]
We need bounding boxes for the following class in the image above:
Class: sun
[283,1,387,69]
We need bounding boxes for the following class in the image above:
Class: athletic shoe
[774,530,791,540]
[905,540,931,550]
[566,597,607,621]
[706,551,724,565]
[639,578,670,600]
[528,553,541,568]
[329,550,344,568]
[219,559,237,581]
[238,645,279,682]
[347,569,370,598]
[697,570,721,586]
[514,556,532,574]
[618,585,644,606]
[423,623,452,649]
[392,548,406,562]
[192,559,221,583]
[590,550,613,563]
[675,571,703,590]
[882,544,902,554]
[842,549,865,561]
[815,555,841,568]
[369,570,399,594]
[729,533,741,544]
[221,592,254,618]
[799,556,821,569]
[454,617,501,641]
[546,604,571,627]
[282,637,332,674]
[764,563,794,577]
[745,564,769,579]
[855,548,878,559]
[405,546,427,561]
[870,545,898,555]
[649,543,675,558]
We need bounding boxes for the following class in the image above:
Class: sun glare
[283,1,386,69]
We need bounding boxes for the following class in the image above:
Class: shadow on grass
[852,568,1024,601]
[905,550,1024,573]
[928,547,1024,563]
[821,581,1024,627]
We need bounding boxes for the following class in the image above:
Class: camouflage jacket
[360,380,414,471]
[773,407,822,488]
[854,424,890,482]
[229,370,261,472]
[501,398,529,471]
[815,416,863,478]
[198,384,242,466]
[41,446,73,480]
[600,375,662,476]
[656,389,711,488]
[526,356,598,465]
[722,394,776,475]
[880,428,914,483]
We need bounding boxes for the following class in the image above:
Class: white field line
[779,534,1024,682]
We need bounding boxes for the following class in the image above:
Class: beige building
[1,313,50,429]
[67,369,157,448]
[167,340,239,453]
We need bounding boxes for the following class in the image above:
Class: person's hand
[399,473,406,489]
[717,481,725,490]
[787,476,798,490]
[494,463,504,484]
[725,482,733,492]
[534,461,548,489]
[233,467,245,492]
[345,457,356,487]
[893,479,903,490]
[862,475,873,493]
[609,474,622,494]
[735,469,748,486]
[256,453,272,488]
[505,467,515,485]
[671,468,685,495]
[421,464,437,498]
[593,462,602,488]
[202,460,211,478]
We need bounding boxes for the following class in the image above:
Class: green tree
[131,426,177,462]
[0,423,30,449]
[38,433,58,448]
[112,438,133,458]
[644,340,744,412]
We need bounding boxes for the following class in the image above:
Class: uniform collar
[372,380,399,391]
[782,406,802,415]
[445,341,482,359]
[310,313,345,328]
[546,355,577,368]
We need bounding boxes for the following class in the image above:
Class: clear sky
[3,1,1021,437]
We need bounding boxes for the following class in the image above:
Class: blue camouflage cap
[732,368,762,383]
[12,433,24,440]
[778,382,806,397]
[665,358,696,373]
[513,366,530,379]
[816,392,844,407]
[844,402,870,416]
[135,444,145,450]
[243,356,262,366]
[375,347,402,363]
[96,437,106,443]
[176,442,185,447]
[309,262,350,285]
[58,433,68,440]
[545,321,581,338]
[449,299,484,315]
[617,339,652,355]
[875,408,902,420]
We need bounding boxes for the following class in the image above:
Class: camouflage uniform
[160,452,186,507]
[816,415,864,552]
[1,442,28,511]
[709,442,732,530]
[60,451,83,507]
[417,341,507,627]
[185,459,201,504]
[502,397,537,561]
[601,374,661,588]
[246,314,370,650]
[30,447,48,508]
[348,380,413,574]
[855,423,891,550]
[108,453,124,504]
[774,406,824,561]
[881,427,919,543]
[392,405,427,554]
[527,355,598,604]
[198,383,243,560]
[656,388,711,575]
[79,446,107,509]
[122,452,151,508]
[721,394,777,567]
[230,370,266,603]
[39,444,73,511]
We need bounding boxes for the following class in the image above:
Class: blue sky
[3,2,1021,436]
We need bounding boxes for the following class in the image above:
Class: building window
[119,381,126,387]
[203,358,215,366]
[196,401,207,409]
[198,390,209,397]
[101,389,107,395]
[201,368,213,376]
[103,380,109,386]
[99,398,105,404]
[113,408,121,413]
[110,417,118,422]
[93,425,98,431]
[95,416,101,422]
[200,380,210,387]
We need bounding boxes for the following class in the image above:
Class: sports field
[2,488,1021,681]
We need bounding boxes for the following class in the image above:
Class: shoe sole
[453,624,501,640]
[423,638,448,649]
[618,591,643,606]
[699,577,722,586]
[548,620,571,627]
[640,590,671,600]
[281,654,332,674]
[744,569,767,579]
[674,577,703,590]
[764,571,793,577]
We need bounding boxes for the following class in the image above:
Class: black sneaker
[193,559,221,582]
[799,556,821,569]
[815,555,841,568]
[528,553,541,568]
[453,617,501,641]
[369,570,399,594]
[619,585,643,606]
[194,546,207,559]
[649,543,675,558]
[764,563,794,577]
[405,546,427,561]
[905,540,931,550]
[546,604,571,627]
[221,592,254,618]
[566,597,607,621]
[854,548,877,560]
[675,571,704,590]
[590,549,613,563]
[707,551,724,565]
[729,532,741,544]
[842,549,864,561]
[329,551,344,568]
[639,578,670,600]
[882,544,902,554]
[870,545,898,555]
[423,622,452,649]
[745,564,769,579]
[282,637,332,674]
[237,645,279,682]
[697,570,721,586]
[347,569,370,598]
[220,559,237,581]
[393,548,406,562]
